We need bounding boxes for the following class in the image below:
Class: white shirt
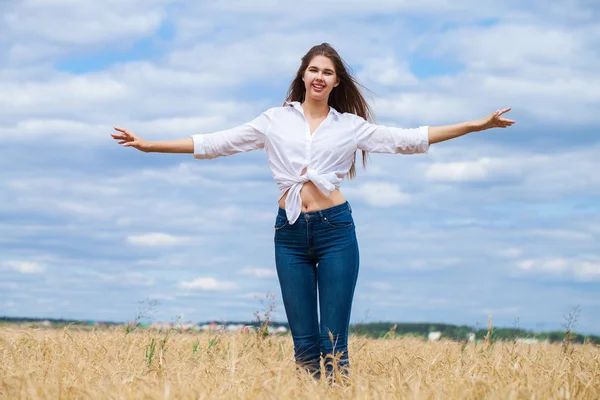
[191,101,429,224]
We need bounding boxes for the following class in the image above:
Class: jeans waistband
[277,201,352,219]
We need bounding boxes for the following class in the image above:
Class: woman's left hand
[477,107,515,131]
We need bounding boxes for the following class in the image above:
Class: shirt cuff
[191,134,208,159]
[418,126,430,154]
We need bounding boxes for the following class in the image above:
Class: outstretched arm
[111,127,193,153]
[111,111,271,156]
[428,108,515,145]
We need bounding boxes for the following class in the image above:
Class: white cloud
[3,0,169,62]
[9,119,107,141]
[345,182,411,207]
[433,23,585,71]
[518,258,568,273]
[373,94,475,126]
[2,261,46,274]
[178,277,238,291]
[575,261,600,281]
[165,35,302,86]
[201,0,505,17]
[55,201,105,217]
[524,229,594,242]
[423,153,544,184]
[1,73,128,109]
[2,3,599,146]
[366,15,600,125]
[79,271,156,287]
[411,144,600,203]
[516,256,600,281]
[357,57,418,87]
[241,267,277,278]
[127,233,190,246]
[426,158,493,182]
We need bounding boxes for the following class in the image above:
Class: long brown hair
[285,43,372,179]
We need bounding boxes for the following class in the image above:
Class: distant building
[199,323,225,331]
[516,338,539,345]
[226,324,245,331]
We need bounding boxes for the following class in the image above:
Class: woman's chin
[306,92,329,102]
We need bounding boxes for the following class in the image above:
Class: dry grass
[1,325,599,399]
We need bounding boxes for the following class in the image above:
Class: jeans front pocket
[274,215,289,231]
[322,211,354,228]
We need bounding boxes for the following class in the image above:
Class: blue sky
[1,0,599,335]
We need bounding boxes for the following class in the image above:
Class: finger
[111,133,126,139]
[114,127,128,133]
[499,118,515,123]
[497,107,512,116]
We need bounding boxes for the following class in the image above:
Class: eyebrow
[308,66,335,73]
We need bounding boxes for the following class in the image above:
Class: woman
[111,43,514,380]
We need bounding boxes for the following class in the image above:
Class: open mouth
[312,83,325,92]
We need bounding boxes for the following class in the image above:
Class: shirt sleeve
[191,111,270,159]
[352,114,429,154]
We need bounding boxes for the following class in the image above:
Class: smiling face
[286,43,370,179]
[302,55,340,103]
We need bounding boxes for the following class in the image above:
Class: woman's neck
[301,97,330,118]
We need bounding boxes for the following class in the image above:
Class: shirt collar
[285,101,340,118]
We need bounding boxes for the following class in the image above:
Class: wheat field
[1,325,599,399]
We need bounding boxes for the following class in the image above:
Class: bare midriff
[278,181,346,213]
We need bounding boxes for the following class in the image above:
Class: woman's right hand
[111,127,152,152]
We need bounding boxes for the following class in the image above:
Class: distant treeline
[350,322,600,345]
[2,317,598,344]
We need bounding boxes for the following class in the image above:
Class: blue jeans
[274,201,359,379]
